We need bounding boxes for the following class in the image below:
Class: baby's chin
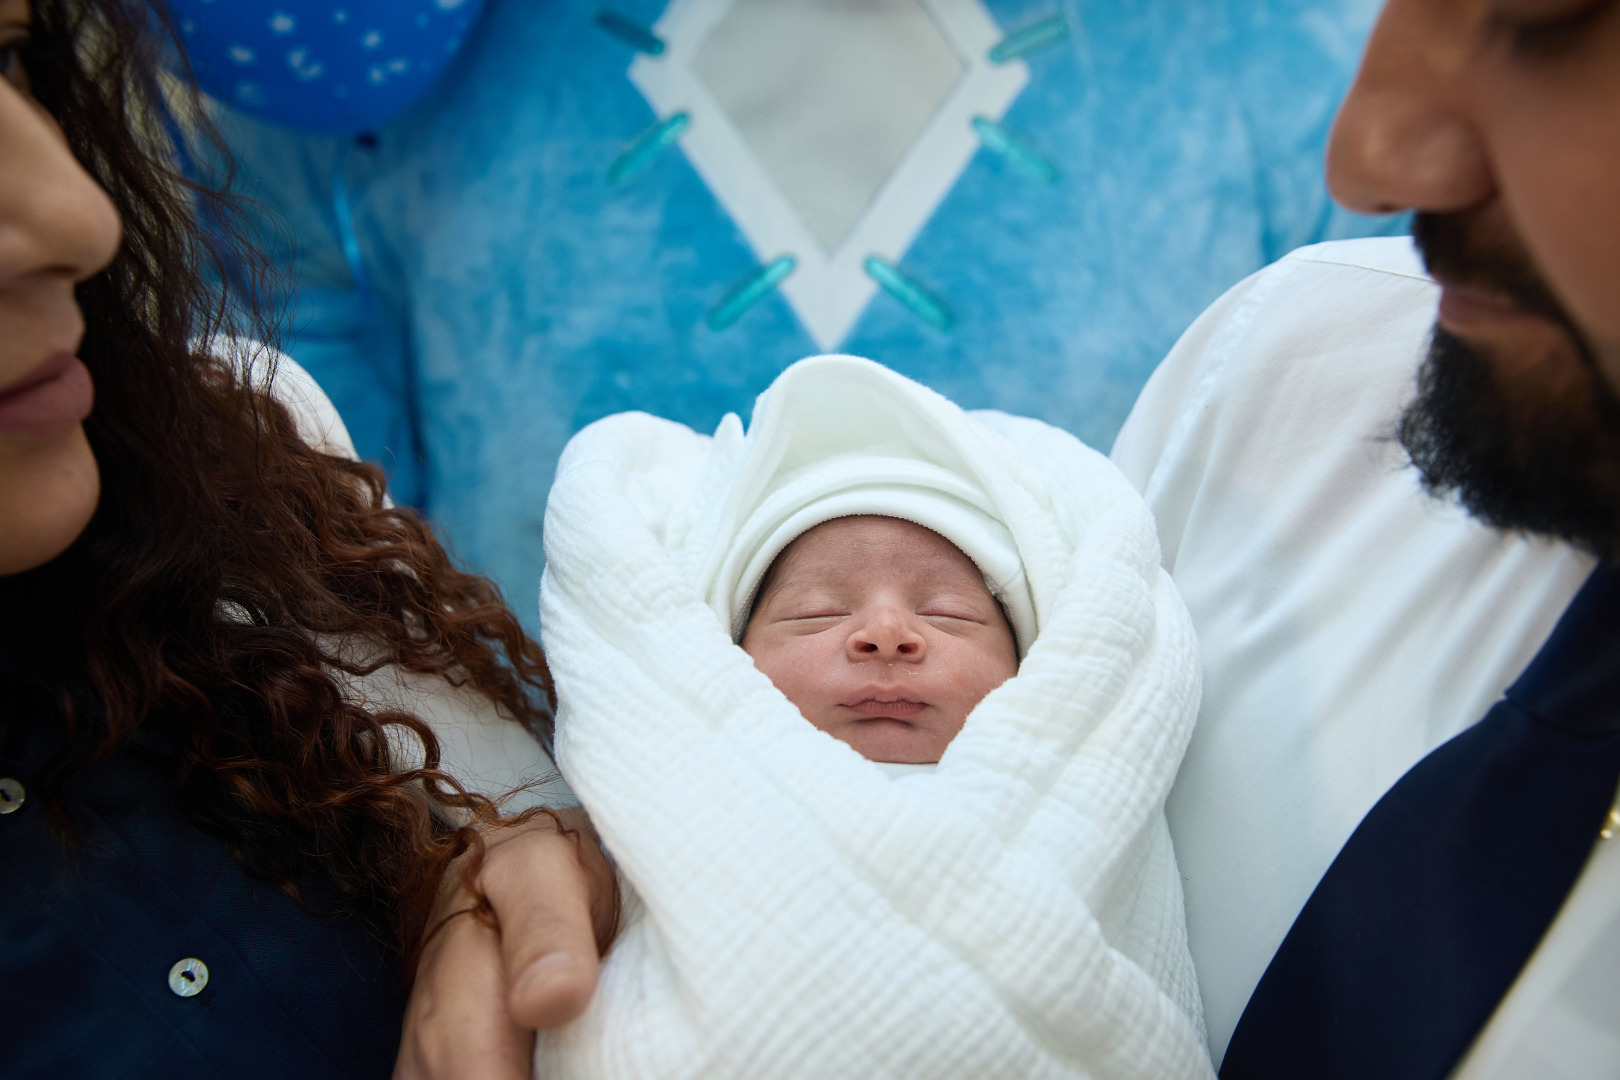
[833,717,957,765]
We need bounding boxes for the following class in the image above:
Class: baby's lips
[841,697,929,719]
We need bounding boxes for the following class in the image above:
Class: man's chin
[1397,322,1620,559]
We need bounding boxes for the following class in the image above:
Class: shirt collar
[1507,561,1620,737]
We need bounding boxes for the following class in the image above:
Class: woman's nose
[0,80,122,290]
[847,607,927,662]
[1325,0,1494,217]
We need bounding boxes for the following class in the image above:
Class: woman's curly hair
[1,0,555,962]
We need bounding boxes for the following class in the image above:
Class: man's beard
[1397,211,1620,558]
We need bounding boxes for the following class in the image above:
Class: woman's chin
[0,423,101,575]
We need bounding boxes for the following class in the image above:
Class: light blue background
[216,0,1403,631]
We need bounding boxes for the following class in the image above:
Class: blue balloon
[170,0,487,135]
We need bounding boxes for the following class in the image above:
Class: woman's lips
[0,352,94,436]
[841,694,928,719]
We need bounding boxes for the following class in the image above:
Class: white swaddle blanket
[536,356,1212,1080]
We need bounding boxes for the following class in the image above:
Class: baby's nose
[847,608,926,662]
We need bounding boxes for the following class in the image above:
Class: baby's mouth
[840,694,928,719]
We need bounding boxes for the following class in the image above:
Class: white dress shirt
[1111,236,1618,1071]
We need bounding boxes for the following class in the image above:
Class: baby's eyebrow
[749,577,836,615]
[762,572,842,595]
[770,589,846,610]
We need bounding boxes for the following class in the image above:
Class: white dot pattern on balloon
[287,48,324,80]
[181,0,487,129]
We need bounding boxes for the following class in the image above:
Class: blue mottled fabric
[215,0,1402,633]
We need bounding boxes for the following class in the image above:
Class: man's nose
[847,607,927,662]
[1325,0,1494,217]
[0,81,123,291]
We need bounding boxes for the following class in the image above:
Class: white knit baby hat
[695,356,1040,655]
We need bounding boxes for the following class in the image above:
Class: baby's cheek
[751,640,837,718]
[953,651,1016,707]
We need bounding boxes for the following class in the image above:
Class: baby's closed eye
[917,595,1001,624]
[921,609,985,621]
[775,606,849,625]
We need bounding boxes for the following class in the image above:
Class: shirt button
[0,778,24,814]
[168,958,210,998]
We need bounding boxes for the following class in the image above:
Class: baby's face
[740,516,1018,764]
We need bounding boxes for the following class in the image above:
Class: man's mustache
[1412,210,1605,376]
[1411,211,1571,326]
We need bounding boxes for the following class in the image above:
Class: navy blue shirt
[0,658,405,1079]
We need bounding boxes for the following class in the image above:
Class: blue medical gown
[215,0,1402,632]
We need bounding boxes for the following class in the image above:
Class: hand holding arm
[395,809,617,1080]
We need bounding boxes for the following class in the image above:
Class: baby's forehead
[765,515,989,590]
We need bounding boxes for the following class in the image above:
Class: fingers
[394,898,533,1080]
[394,810,617,1079]
[481,809,617,1030]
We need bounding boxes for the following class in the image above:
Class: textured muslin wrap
[535,355,1213,1079]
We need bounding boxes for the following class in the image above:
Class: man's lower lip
[1437,286,1547,334]
[0,355,95,436]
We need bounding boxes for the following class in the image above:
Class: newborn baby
[536,355,1213,1080]
[740,515,1017,765]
